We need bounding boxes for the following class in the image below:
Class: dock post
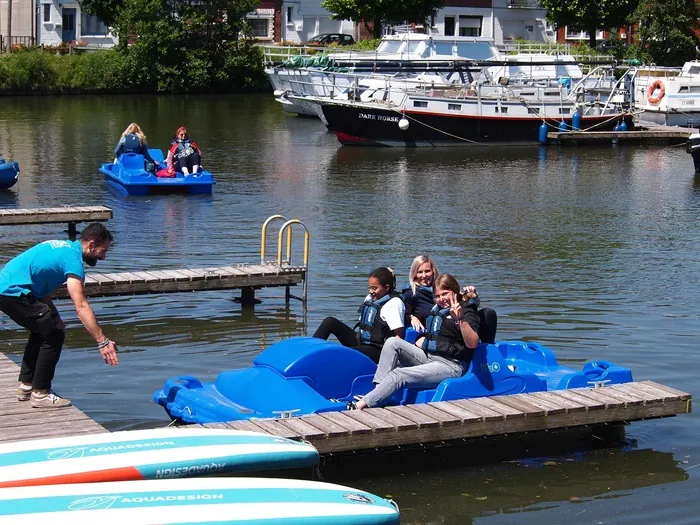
[239,286,259,305]
[67,221,78,240]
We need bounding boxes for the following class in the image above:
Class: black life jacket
[357,292,400,347]
[401,284,434,323]
[123,133,142,154]
[421,298,480,359]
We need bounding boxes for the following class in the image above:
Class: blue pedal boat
[0,158,19,190]
[99,149,214,195]
[154,336,633,425]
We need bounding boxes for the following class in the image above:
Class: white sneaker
[30,391,72,409]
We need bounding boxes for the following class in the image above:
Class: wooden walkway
[51,263,307,303]
[548,125,695,145]
[0,353,106,443]
[199,381,692,454]
[0,206,112,238]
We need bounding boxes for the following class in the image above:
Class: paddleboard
[0,477,400,524]
[0,428,319,488]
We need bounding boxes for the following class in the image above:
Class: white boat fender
[398,118,409,131]
[273,89,286,97]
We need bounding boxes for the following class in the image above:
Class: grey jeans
[362,336,466,408]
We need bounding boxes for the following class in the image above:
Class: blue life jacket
[123,133,142,154]
[357,293,400,347]
[420,304,451,354]
[174,139,195,160]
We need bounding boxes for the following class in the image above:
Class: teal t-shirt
[0,240,85,298]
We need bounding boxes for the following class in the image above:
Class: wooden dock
[0,206,112,238]
[199,381,691,454]
[51,263,307,304]
[0,353,106,443]
[548,125,695,145]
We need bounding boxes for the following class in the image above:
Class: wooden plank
[569,388,627,409]
[408,403,463,427]
[556,389,606,410]
[451,399,505,421]
[530,391,587,412]
[146,270,177,282]
[642,381,692,400]
[341,409,396,433]
[384,405,440,428]
[315,412,373,435]
[592,386,644,406]
[246,419,299,439]
[224,420,271,434]
[87,273,117,285]
[469,397,526,419]
[432,401,483,422]
[631,382,680,402]
[363,407,418,431]
[275,417,327,440]
[302,414,351,438]
[490,395,546,417]
[98,273,131,284]
[611,383,666,404]
[510,393,566,415]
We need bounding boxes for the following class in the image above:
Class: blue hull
[0,158,19,190]
[100,150,214,195]
[154,336,633,425]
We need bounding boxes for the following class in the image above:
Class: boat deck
[199,381,691,454]
[0,353,106,442]
[548,124,696,145]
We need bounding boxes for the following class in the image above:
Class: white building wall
[281,0,355,44]
[38,0,116,47]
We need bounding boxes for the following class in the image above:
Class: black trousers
[0,294,65,390]
[312,316,382,363]
[174,151,201,173]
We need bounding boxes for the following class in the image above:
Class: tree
[79,0,124,27]
[110,0,262,92]
[632,0,699,66]
[321,0,445,39]
[539,0,638,48]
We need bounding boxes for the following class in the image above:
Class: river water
[0,93,699,524]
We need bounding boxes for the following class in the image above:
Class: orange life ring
[647,80,665,104]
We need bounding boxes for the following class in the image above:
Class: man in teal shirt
[0,223,119,408]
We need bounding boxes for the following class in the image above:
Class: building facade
[37,0,116,47]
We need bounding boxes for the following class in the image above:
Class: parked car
[306,33,355,46]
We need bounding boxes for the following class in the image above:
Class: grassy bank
[0,48,269,95]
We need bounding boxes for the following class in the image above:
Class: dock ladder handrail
[260,215,310,303]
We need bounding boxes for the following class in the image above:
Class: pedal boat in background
[99,149,214,195]
[154,336,633,425]
[0,158,19,190]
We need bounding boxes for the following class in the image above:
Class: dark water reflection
[0,94,699,524]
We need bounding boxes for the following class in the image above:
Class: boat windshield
[433,41,498,60]
[377,41,402,53]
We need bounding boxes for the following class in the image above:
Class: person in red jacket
[166,126,202,175]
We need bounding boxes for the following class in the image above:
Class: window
[525,25,534,32]
[495,107,508,113]
[80,12,108,36]
[43,4,50,22]
[444,16,455,37]
[564,27,604,40]
[448,104,461,111]
[528,107,540,114]
[248,18,270,38]
[287,7,292,24]
[413,101,428,108]
[458,16,482,37]
[558,108,570,114]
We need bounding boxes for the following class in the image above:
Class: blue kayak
[154,336,633,424]
[0,158,19,190]
[99,149,214,195]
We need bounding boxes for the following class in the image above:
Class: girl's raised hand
[449,292,462,320]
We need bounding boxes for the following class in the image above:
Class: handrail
[277,219,310,303]
[260,214,290,264]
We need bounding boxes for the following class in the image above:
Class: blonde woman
[113,123,158,167]
[401,255,438,331]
